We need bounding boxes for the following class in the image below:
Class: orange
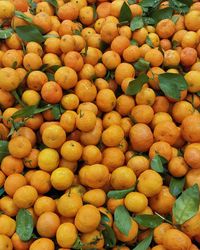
[185,10,200,31]
[0,89,15,109]
[1,155,24,176]
[0,234,13,250]
[186,168,200,189]
[137,170,163,197]
[4,173,26,197]
[131,105,154,124]
[82,145,102,165]
[50,167,74,190]
[144,49,164,67]
[181,114,200,142]
[55,66,78,90]
[149,186,176,214]
[29,238,55,250]
[102,147,125,172]
[57,193,82,217]
[115,95,135,116]
[8,135,32,159]
[102,111,121,128]
[79,164,109,188]
[11,232,32,250]
[24,149,39,169]
[154,223,173,245]
[0,67,20,91]
[163,229,191,250]
[56,223,77,248]
[154,121,179,145]
[42,124,66,148]
[75,79,97,102]
[111,36,130,55]
[96,89,116,112]
[13,185,38,208]
[61,140,82,161]
[102,124,124,147]
[184,71,200,93]
[34,196,56,216]
[181,212,200,238]
[113,219,138,242]
[102,50,121,70]
[184,145,200,169]
[149,141,172,161]
[168,156,189,177]
[127,156,150,177]
[180,47,197,67]
[125,192,148,213]
[38,148,59,172]
[83,189,106,207]
[36,212,60,238]
[75,204,101,233]
[0,1,15,19]
[41,81,63,104]
[110,166,136,190]
[81,230,104,249]
[0,196,18,217]
[76,110,96,132]
[100,22,119,44]
[156,19,176,38]
[115,63,135,85]
[12,127,36,147]
[30,170,51,194]
[129,123,154,152]
[0,214,16,237]
[64,51,84,72]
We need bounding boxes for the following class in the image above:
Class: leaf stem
[155,212,173,225]
[11,90,26,107]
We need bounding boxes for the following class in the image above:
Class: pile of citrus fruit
[0,0,200,249]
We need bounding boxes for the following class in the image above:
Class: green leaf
[114,205,132,236]
[172,40,179,49]
[173,184,200,225]
[169,177,185,197]
[102,223,116,248]
[119,2,132,23]
[146,35,154,48]
[43,34,59,39]
[197,91,200,97]
[134,215,163,228]
[46,0,58,8]
[134,58,150,72]
[169,0,190,14]
[15,11,33,23]
[130,39,138,46]
[151,7,173,24]
[11,90,26,107]
[130,16,144,31]
[46,72,55,81]
[128,0,136,4]
[171,15,180,24]
[125,74,149,96]
[15,25,44,43]
[11,104,53,119]
[92,3,97,20]
[158,73,188,100]
[72,237,84,250]
[28,0,37,15]
[151,154,167,173]
[51,104,61,120]
[139,0,161,8]
[143,17,155,25]
[107,186,135,199]
[133,230,153,250]
[0,141,9,163]
[100,213,110,224]
[0,187,5,197]
[16,209,34,241]
[0,28,14,39]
